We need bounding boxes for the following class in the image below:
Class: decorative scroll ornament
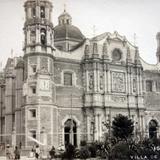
[122,36,127,47]
[106,35,111,44]
[111,95,126,102]
[127,47,131,62]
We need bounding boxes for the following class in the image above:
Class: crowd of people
[6,145,20,160]
[5,144,56,160]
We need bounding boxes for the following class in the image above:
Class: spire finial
[64,3,66,12]
[11,49,14,58]
[133,33,137,46]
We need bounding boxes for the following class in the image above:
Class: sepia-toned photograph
[0,0,160,159]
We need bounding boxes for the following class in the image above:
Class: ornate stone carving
[40,57,48,72]
[111,95,126,102]
[89,73,93,90]
[29,57,37,65]
[133,78,137,92]
[100,74,104,90]
[111,71,125,93]
[84,44,90,55]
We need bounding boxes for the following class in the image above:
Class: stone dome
[54,10,85,51]
[54,24,85,42]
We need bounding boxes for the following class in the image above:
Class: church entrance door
[149,120,158,139]
[64,119,77,147]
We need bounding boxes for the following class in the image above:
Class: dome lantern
[58,9,72,25]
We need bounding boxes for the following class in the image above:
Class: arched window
[40,6,45,18]
[30,30,36,44]
[32,7,36,18]
[40,28,46,45]
[149,120,158,139]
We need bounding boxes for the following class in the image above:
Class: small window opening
[40,6,45,18]
[40,28,46,45]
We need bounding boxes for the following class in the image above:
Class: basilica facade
[0,0,160,148]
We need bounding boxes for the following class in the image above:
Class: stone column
[27,30,31,45]
[86,70,89,92]
[12,128,16,148]
[99,115,102,141]
[139,71,143,95]
[36,6,40,19]
[104,65,107,93]
[94,114,98,141]
[108,71,111,92]
[86,115,91,142]
[36,26,39,44]
[46,7,49,20]
[93,63,97,92]
[136,69,140,95]
[28,8,31,19]
[46,27,49,46]
[41,127,47,158]
[77,126,80,148]
[97,69,100,92]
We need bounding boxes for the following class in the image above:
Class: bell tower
[24,0,54,54]
[22,0,56,147]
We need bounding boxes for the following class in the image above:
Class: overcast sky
[0,0,160,67]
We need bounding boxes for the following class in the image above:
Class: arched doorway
[64,119,77,147]
[149,120,158,139]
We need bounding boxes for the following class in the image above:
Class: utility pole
[70,94,73,145]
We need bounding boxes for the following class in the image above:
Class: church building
[0,0,160,148]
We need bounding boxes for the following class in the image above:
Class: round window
[112,49,122,61]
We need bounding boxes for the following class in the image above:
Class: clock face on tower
[40,79,50,91]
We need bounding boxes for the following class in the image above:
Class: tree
[112,114,134,141]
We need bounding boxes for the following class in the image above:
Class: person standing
[35,145,40,159]
[29,148,35,158]
[49,146,55,160]
[14,146,20,160]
